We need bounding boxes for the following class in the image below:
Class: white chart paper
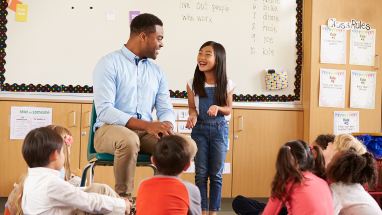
[319,69,346,108]
[350,70,376,109]
[320,25,347,64]
[10,106,53,139]
[333,111,359,135]
[350,29,376,66]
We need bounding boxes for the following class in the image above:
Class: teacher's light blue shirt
[93,45,175,129]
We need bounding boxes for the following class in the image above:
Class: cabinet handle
[69,111,76,127]
[83,111,91,128]
[238,115,244,131]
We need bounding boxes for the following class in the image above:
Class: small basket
[265,70,288,90]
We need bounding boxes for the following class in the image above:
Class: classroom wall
[303,0,382,142]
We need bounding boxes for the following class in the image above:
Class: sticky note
[15,3,28,22]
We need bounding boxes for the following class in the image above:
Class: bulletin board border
[0,0,302,102]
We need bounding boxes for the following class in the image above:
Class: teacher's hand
[146,121,173,139]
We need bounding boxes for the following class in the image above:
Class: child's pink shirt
[262,171,333,215]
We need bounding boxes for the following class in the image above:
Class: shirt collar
[121,45,147,65]
[28,167,61,177]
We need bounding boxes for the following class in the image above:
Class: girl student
[262,140,333,215]
[46,125,81,185]
[186,41,235,215]
[326,149,382,214]
[232,137,330,215]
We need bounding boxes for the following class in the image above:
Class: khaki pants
[73,183,124,215]
[94,124,158,195]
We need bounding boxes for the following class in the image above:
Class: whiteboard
[3,0,301,101]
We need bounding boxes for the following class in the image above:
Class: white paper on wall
[350,70,376,109]
[10,106,53,140]
[350,29,376,66]
[319,68,346,108]
[333,111,359,135]
[320,25,347,64]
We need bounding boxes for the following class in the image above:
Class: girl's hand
[207,105,219,117]
[186,115,197,129]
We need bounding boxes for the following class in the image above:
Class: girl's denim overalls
[191,86,229,211]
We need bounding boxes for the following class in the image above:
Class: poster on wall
[350,70,376,109]
[320,25,347,64]
[350,29,376,66]
[10,106,53,140]
[319,68,346,108]
[333,111,359,135]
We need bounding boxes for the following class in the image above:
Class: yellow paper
[15,3,28,22]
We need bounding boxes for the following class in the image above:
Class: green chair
[80,104,156,187]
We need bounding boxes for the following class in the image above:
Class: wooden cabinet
[0,101,82,196]
[232,109,303,197]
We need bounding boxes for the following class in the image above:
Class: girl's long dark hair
[271,140,314,200]
[192,41,228,106]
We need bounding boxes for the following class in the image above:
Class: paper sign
[185,162,231,174]
[333,111,359,135]
[320,25,347,64]
[177,121,191,134]
[129,11,140,23]
[15,3,28,22]
[350,70,376,109]
[8,0,22,12]
[350,29,376,66]
[176,109,189,120]
[223,162,231,174]
[10,106,53,139]
[106,10,116,21]
[319,68,346,108]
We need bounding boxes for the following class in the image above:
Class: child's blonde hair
[332,134,367,155]
[6,176,25,215]
[46,125,73,181]
[177,134,197,159]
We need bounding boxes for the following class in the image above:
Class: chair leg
[80,163,93,187]
[89,162,96,185]
[81,162,96,187]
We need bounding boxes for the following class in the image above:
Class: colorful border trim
[0,0,302,102]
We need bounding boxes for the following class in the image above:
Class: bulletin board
[1,0,302,102]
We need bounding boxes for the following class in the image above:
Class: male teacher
[92,13,175,198]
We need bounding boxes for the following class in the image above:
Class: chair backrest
[87,103,98,161]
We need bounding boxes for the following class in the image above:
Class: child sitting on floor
[327,149,382,215]
[136,134,202,215]
[21,126,131,214]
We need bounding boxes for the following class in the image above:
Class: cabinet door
[0,101,81,196]
[232,109,303,197]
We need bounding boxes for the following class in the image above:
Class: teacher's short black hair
[130,13,163,35]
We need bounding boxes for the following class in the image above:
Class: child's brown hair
[327,150,377,186]
[153,135,195,176]
[271,140,314,200]
[314,134,335,150]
